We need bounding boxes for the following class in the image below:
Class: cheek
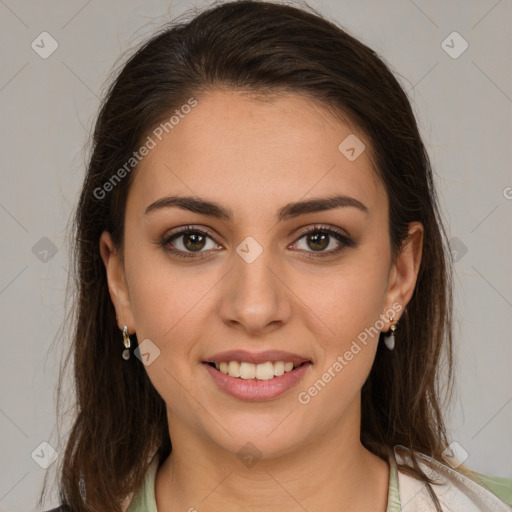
[295,265,387,423]
[295,246,390,406]
[123,250,208,409]
[299,256,389,349]
[340,236,391,332]
[123,242,194,349]
[339,270,388,340]
[124,241,225,374]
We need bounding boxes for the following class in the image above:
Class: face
[101,89,422,459]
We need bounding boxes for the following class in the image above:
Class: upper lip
[204,350,311,365]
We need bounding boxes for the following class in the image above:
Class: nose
[218,239,292,335]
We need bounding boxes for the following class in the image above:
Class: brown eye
[305,232,329,251]
[160,227,221,259]
[293,225,356,258]
[181,232,207,252]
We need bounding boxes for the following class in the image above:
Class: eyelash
[159,224,356,260]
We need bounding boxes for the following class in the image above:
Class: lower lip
[202,362,312,401]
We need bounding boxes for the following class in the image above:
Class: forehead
[129,90,384,219]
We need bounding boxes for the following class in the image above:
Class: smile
[202,360,312,401]
[208,360,303,380]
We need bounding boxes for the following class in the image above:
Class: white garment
[394,446,512,511]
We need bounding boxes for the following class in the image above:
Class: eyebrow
[144,194,369,221]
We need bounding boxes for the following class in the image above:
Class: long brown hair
[41,1,460,510]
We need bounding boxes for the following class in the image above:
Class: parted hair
[40,1,460,511]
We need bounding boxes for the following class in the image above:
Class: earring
[122,325,131,360]
[384,315,397,350]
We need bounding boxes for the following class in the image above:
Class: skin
[100,89,423,512]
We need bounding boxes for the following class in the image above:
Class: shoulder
[394,446,512,511]
[43,455,160,512]
[472,472,512,507]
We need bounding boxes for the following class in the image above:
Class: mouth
[201,349,312,400]
[202,358,312,401]
[204,360,310,380]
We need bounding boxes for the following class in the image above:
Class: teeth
[228,361,240,377]
[274,361,285,376]
[255,361,274,380]
[213,360,302,379]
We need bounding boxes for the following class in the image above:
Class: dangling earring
[122,325,131,360]
[384,315,397,350]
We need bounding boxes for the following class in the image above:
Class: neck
[155,401,390,512]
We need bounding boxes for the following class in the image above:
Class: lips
[201,349,312,400]
[202,359,312,401]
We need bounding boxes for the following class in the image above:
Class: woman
[41,1,512,511]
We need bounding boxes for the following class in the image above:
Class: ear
[383,221,424,326]
[99,231,135,333]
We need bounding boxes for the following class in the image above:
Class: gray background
[0,0,511,510]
